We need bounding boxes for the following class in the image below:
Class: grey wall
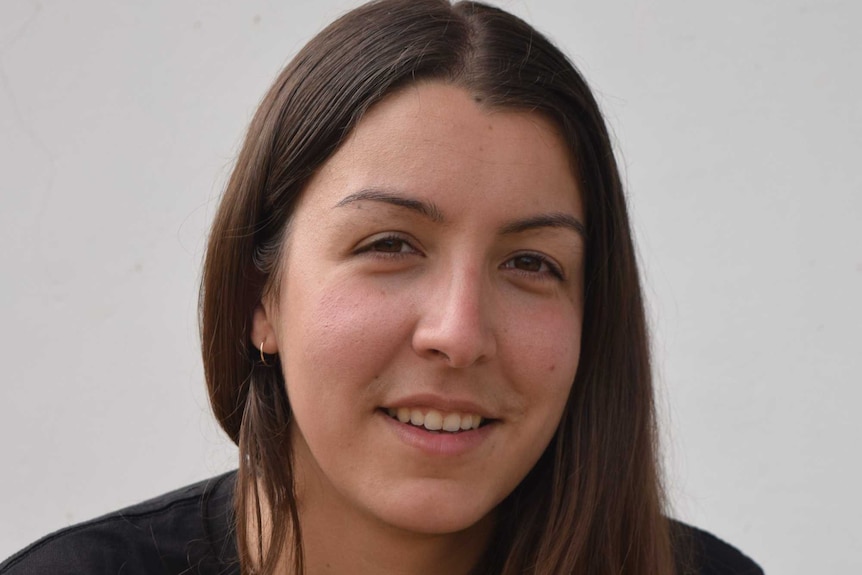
[1,1,860,572]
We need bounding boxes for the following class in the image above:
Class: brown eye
[502,252,564,280]
[512,255,543,272]
[371,237,407,253]
[356,234,421,258]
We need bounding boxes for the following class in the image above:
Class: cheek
[281,274,413,410]
[510,297,581,370]
[499,299,582,409]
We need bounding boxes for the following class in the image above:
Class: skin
[252,81,586,575]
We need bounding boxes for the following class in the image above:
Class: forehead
[299,81,582,219]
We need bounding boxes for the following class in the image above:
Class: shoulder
[0,471,239,575]
[671,520,764,575]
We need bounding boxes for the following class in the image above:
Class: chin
[368,483,499,536]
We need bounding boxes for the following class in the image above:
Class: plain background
[1,0,860,572]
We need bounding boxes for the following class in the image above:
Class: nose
[411,263,497,368]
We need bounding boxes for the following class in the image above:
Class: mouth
[381,407,493,434]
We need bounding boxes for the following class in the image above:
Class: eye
[354,233,422,258]
[501,252,564,280]
[370,236,411,253]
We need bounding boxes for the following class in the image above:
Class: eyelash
[355,235,564,281]
[501,252,565,281]
[355,234,420,258]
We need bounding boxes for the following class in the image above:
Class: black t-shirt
[0,471,763,574]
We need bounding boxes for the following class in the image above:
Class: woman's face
[254,82,585,536]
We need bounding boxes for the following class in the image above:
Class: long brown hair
[200,1,674,573]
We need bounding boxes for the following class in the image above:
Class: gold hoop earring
[260,340,271,367]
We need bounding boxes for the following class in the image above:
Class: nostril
[430,349,450,360]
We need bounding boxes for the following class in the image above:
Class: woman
[1,1,762,574]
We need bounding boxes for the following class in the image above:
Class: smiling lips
[385,407,484,433]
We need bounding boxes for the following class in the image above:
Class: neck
[294,473,494,575]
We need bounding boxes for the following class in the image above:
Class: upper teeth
[387,407,483,432]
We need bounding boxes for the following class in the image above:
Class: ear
[251,304,279,354]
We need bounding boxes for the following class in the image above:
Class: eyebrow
[500,213,586,239]
[334,188,586,239]
[334,188,445,222]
